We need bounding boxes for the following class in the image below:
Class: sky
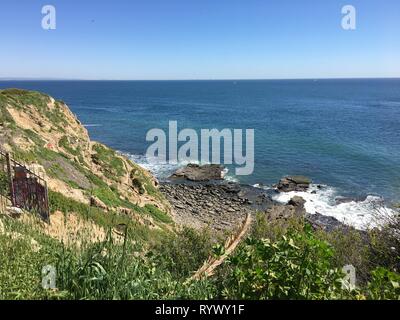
[0,0,399,80]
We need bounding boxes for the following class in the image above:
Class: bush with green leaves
[218,224,347,300]
[153,227,214,279]
[366,267,400,300]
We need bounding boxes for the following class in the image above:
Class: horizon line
[0,76,400,82]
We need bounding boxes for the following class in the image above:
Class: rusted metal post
[5,152,15,206]
[44,181,50,223]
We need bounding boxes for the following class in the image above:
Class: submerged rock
[170,164,226,182]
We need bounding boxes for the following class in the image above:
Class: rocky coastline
[159,164,353,234]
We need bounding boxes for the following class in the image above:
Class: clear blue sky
[0,0,399,80]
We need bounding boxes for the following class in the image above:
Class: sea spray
[271,184,396,230]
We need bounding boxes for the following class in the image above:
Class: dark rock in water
[288,196,306,208]
[170,164,226,181]
[306,212,351,233]
[335,195,368,205]
[335,197,354,205]
[275,176,311,192]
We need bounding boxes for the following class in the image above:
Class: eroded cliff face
[0,88,171,228]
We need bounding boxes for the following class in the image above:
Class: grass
[47,163,66,178]
[58,136,80,157]
[49,190,121,229]
[92,144,125,179]
[92,186,121,208]
[143,204,173,224]
[1,209,400,300]
[45,102,68,128]
[47,190,169,241]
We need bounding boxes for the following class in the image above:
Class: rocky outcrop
[90,196,108,211]
[160,182,273,232]
[275,176,311,192]
[306,212,354,233]
[170,164,226,182]
[288,196,306,207]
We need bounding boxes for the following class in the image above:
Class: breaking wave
[269,184,396,230]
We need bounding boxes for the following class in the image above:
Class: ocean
[1,79,399,229]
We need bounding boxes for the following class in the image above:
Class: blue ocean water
[1,79,400,205]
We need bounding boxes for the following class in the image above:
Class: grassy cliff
[0,88,171,236]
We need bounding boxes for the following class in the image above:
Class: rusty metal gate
[0,149,50,222]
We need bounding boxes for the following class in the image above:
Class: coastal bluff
[0,88,171,236]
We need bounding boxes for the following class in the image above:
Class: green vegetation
[0,93,16,127]
[92,143,125,179]
[0,218,61,299]
[153,227,214,279]
[47,163,66,179]
[1,210,399,300]
[218,225,346,299]
[367,267,400,300]
[49,190,129,230]
[45,101,68,127]
[143,204,173,224]
[0,89,49,114]
[0,169,9,195]
[92,186,121,208]
[58,136,80,156]
[130,168,159,197]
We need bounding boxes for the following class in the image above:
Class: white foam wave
[225,175,239,183]
[122,152,226,180]
[124,154,185,178]
[83,124,102,127]
[272,184,396,230]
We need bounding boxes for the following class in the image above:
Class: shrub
[316,228,371,284]
[153,227,214,279]
[132,178,145,194]
[366,267,400,300]
[92,144,125,179]
[218,224,346,300]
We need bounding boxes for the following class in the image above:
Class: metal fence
[0,149,50,222]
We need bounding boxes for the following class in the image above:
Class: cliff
[0,88,171,235]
